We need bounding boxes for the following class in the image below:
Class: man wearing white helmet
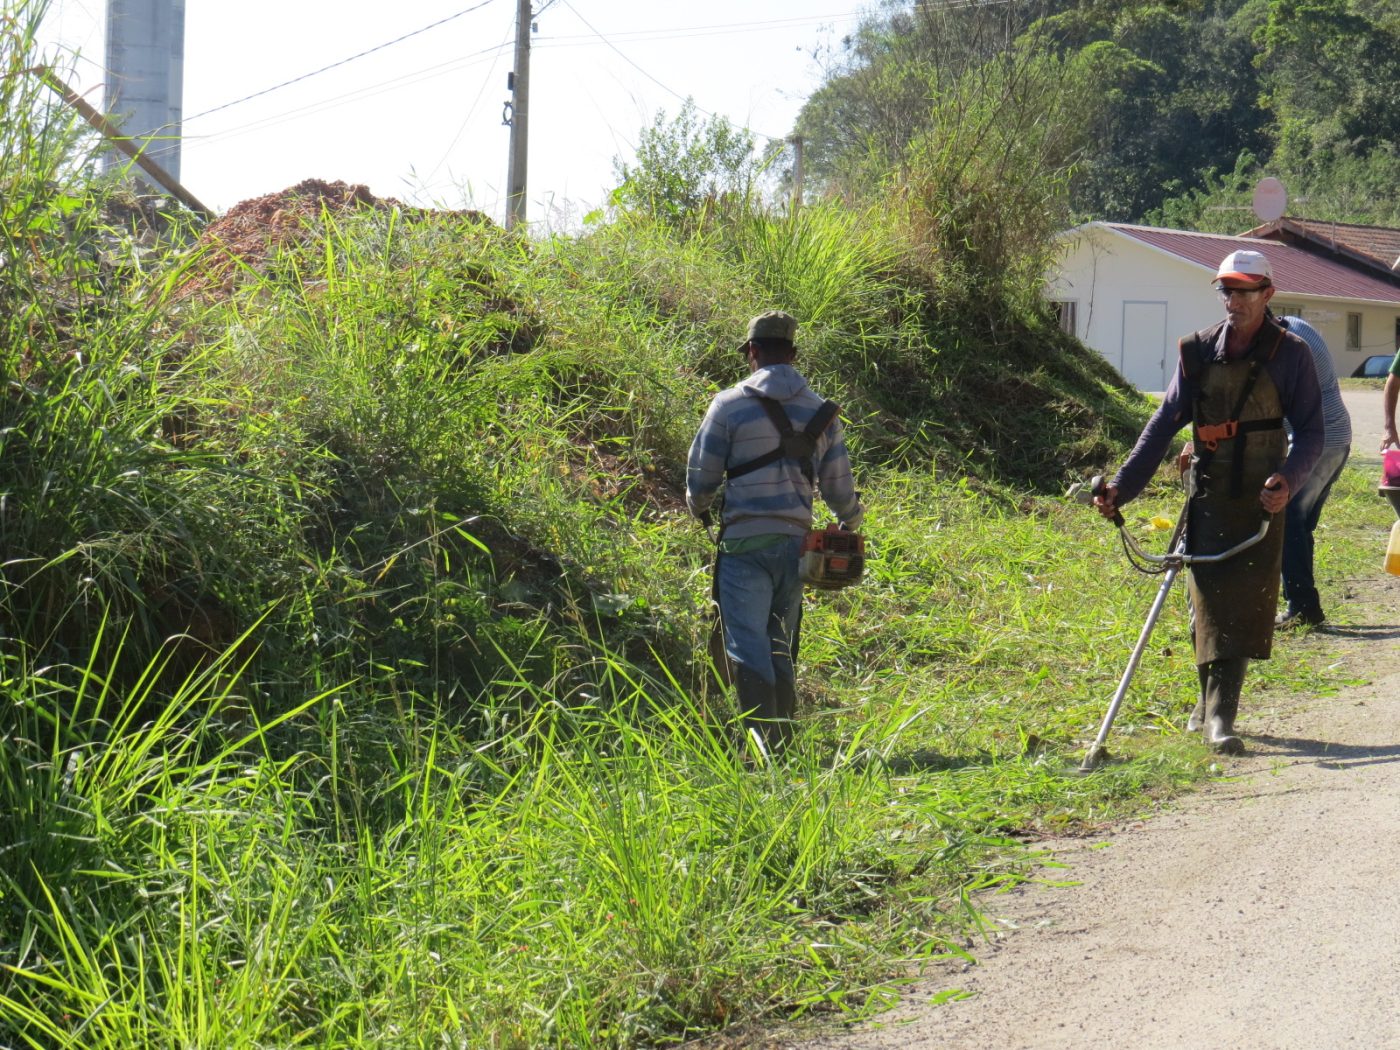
[1093,249,1324,754]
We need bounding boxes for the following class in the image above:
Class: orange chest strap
[1195,420,1237,451]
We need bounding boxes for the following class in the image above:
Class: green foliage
[796,0,1397,228]
[795,0,1057,190]
[1144,150,1263,232]
[892,43,1082,294]
[611,100,760,225]
[1149,146,1400,230]
[0,0,1374,1040]
[1256,0,1400,170]
[1046,1,1271,221]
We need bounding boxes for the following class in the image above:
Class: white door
[1121,301,1169,391]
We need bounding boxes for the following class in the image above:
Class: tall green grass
[13,458,1374,1044]
[0,632,1018,1046]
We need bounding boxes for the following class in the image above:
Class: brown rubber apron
[1187,354,1287,664]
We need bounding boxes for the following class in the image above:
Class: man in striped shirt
[1275,316,1351,629]
[687,311,865,754]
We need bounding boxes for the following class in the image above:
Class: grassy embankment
[1,18,1387,1049]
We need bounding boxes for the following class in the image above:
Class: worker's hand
[1260,474,1290,514]
[1176,441,1194,475]
[1382,431,1399,452]
[1092,483,1121,520]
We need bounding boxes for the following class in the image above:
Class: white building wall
[1046,226,1221,390]
[1269,298,1399,377]
[1047,225,1400,388]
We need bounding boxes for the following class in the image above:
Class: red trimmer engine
[799,524,866,590]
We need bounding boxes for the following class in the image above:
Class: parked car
[1351,354,1395,379]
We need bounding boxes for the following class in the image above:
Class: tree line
[792,0,1399,231]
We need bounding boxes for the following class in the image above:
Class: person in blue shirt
[1274,316,1351,628]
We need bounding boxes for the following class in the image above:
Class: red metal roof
[1245,217,1400,273]
[1105,223,1400,304]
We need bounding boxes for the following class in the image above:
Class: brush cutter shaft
[1084,550,1184,764]
[1081,515,1268,770]
[1072,474,1273,771]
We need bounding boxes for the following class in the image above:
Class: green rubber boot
[735,667,779,761]
[1201,659,1247,756]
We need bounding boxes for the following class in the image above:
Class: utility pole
[505,0,531,231]
[789,135,804,213]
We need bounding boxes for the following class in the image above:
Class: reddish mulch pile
[170,179,690,518]
[175,178,490,300]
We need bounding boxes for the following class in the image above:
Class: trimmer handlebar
[1140,516,1271,567]
[1069,474,1272,568]
[1070,472,1276,773]
[1089,474,1125,527]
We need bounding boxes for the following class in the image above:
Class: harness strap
[1188,322,1285,498]
[1199,417,1285,441]
[725,397,840,485]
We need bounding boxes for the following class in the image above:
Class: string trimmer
[1069,475,1272,773]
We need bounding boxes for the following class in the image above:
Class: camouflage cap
[739,310,798,351]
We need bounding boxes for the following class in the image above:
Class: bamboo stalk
[30,64,214,221]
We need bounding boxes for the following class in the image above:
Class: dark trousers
[1281,445,1349,616]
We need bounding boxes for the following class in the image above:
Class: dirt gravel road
[801,573,1400,1050]
[1341,386,1385,464]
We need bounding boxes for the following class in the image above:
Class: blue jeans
[715,535,804,685]
[1281,444,1349,616]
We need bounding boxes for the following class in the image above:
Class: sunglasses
[1216,285,1269,300]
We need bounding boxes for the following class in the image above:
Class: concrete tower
[103,0,186,181]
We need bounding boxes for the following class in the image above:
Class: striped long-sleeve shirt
[1278,316,1351,451]
[686,364,864,539]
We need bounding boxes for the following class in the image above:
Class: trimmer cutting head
[1077,743,1109,774]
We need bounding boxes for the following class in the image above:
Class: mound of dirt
[176,178,491,300]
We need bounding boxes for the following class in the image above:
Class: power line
[424,12,516,189]
[536,11,864,48]
[182,40,514,151]
[81,0,863,155]
[556,0,787,142]
[183,0,500,124]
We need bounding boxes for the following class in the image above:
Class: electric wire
[422,13,516,191]
[182,0,500,124]
[182,40,513,151]
[178,3,857,162]
[177,5,854,154]
[555,0,787,142]
[535,11,863,47]
[60,0,874,208]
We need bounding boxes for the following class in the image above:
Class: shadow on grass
[841,747,1000,774]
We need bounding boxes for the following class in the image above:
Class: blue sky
[39,0,875,223]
